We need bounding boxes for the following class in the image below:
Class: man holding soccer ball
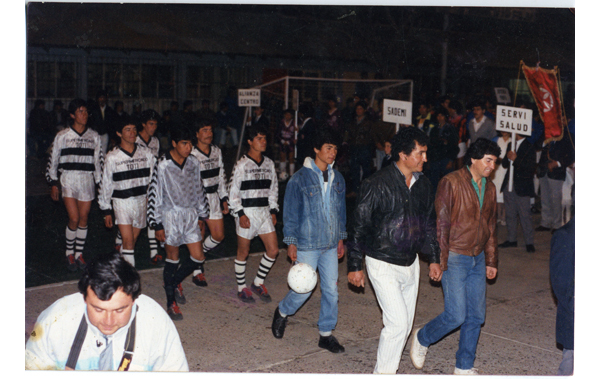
[272,128,347,354]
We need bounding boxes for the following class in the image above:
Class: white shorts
[60,172,96,202]
[163,207,202,247]
[207,193,223,220]
[235,208,275,240]
[113,197,147,229]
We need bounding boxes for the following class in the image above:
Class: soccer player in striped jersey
[147,127,210,320]
[46,98,104,272]
[133,109,163,265]
[228,125,280,303]
[98,116,156,267]
[190,117,230,265]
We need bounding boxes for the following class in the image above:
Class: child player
[190,117,230,260]
[228,125,280,303]
[46,98,103,272]
[98,116,156,267]
[147,127,210,320]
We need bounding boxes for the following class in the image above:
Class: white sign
[494,87,511,105]
[382,99,412,125]
[496,105,533,137]
[238,89,261,107]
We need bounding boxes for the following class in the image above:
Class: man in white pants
[347,127,441,374]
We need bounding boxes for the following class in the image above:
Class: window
[122,64,140,98]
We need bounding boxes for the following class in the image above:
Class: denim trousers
[278,247,339,333]
[366,255,420,374]
[418,251,487,370]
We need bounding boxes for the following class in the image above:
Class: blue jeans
[278,247,339,333]
[417,251,487,370]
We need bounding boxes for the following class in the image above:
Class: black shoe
[531,206,541,214]
[526,244,535,253]
[318,335,345,353]
[535,226,552,232]
[498,241,517,248]
[271,307,288,339]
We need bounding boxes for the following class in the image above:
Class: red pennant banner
[521,62,565,142]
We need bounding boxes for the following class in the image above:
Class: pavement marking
[481,331,561,355]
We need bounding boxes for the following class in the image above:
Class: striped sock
[115,230,122,246]
[75,227,88,259]
[254,254,276,286]
[235,259,247,291]
[65,226,77,257]
[121,249,135,267]
[147,228,159,259]
[202,235,220,254]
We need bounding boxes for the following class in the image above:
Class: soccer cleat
[271,307,288,339]
[150,254,164,266]
[251,283,272,303]
[237,287,255,303]
[410,328,428,369]
[167,303,183,321]
[66,254,77,272]
[192,273,208,287]
[318,335,345,353]
[174,283,187,305]
[75,255,87,270]
[454,367,479,375]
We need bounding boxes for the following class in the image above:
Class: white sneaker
[409,327,428,369]
[454,367,479,375]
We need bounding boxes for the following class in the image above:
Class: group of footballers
[46,98,281,320]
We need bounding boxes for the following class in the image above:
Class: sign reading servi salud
[496,105,533,137]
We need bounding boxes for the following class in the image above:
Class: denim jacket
[283,157,347,250]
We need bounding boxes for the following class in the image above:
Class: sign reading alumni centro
[238,89,261,107]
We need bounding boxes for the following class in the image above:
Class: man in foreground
[25,251,188,371]
[347,127,441,374]
[410,138,500,375]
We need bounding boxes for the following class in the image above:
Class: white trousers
[366,255,420,374]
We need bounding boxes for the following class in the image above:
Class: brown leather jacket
[435,166,498,271]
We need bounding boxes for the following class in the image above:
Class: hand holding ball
[287,263,318,294]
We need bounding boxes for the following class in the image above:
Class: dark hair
[391,127,429,162]
[170,101,179,108]
[170,126,193,143]
[195,116,216,131]
[141,109,160,124]
[246,124,268,142]
[313,127,340,151]
[114,100,124,109]
[298,102,314,118]
[433,107,449,122]
[115,115,136,134]
[34,99,45,108]
[68,98,87,116]
[95,90,108,100]
[448,99,463,114]
[464,138,501,166]
[355,101,368,111]
[183,100,193,109]
[283,108,294,116]
[78,251,141,301]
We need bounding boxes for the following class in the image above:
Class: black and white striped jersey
[136,135,160,158]
[190,145,228,201]
[45,126,104,186]
[98,144,156,214]
[228,154,279,217]
[147,151,209,230]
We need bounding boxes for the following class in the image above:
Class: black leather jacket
[347,163,440,272]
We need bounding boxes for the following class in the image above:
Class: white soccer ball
[287,263,318,294]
